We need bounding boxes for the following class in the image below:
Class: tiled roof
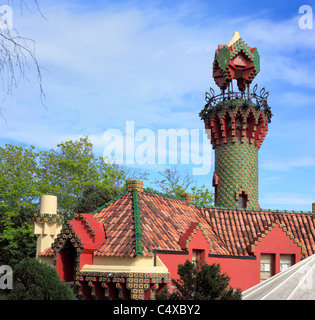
[137,192,229,256]
[200,208,315,257]
[93,191,230,257]
[38,247,54,257]
[41,190,315,259]
[93,192,135,257]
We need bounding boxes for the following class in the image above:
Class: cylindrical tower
[200,32,272,209]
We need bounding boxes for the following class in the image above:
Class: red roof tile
[199,208,315,257]
[39,190,315,260]
[93,192,135,257]
[38,247,54,257]
[92,191,230,257]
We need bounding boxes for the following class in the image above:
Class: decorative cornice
[33,212,64,224]
[75,271,170,300]
[74,213,96,235]
[52,221,84,253]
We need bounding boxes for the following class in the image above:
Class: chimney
[33,195,63,260]
[312,203,315,214]
[180,193,195,205]
[126,180,144,192]
[40,194,57,215]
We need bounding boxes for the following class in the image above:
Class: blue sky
[1,0,315,211]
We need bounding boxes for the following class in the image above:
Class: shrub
[157,259,242,300]
[0,257,77,300]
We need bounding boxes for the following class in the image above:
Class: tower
[200,32,272,209]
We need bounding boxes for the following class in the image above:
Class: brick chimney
[180,193,195,205]
[126,180,144,192]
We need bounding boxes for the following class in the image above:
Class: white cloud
[274,91,315,108]
[261,156,315,172]
[260,192,314,207]
[1,1,315,161]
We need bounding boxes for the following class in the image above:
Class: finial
[212,33,260,91]
[227,31,240,47]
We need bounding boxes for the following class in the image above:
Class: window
[260,254,275,282]
[225,116,232,138]
[280,254,294,272]
[192,249,205,266]
[235,118,242,138]
[238,192,247,208]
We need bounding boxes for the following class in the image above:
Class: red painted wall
[157,224,304,292]
[55,221,305,297]
[208,256,256,291]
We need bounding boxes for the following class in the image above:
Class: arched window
[59,240,76,283]
[227,118,232,137]
[235,118,242,138]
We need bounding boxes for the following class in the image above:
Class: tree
[0,136,128,265]
[191,185,214,207]
[37,136,126,218]
[74,167,150,213]
[154,167,193,197]
[158,259,241,300]
[154,167,214,206]
[0,1,46,117]
[0,144,39,265]
[0,257,77,300]
[74,184,119,213]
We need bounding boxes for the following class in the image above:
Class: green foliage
[158,260,241,300]
[154,167,214,206]
[0,136,126,265]
[74,184,120,213]
[191,185,214,207]
[38,136,126,218]
[154,167,192,197]
[0,257,77,300]
[0,137,214,268]
[0,144,38,265]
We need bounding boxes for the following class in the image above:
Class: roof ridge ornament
[227,31,240,47]
[213,32,260,92]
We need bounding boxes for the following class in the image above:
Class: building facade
[33,33,315,300]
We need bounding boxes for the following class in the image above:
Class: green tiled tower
[215,137,258,208]
[200,33,272,209]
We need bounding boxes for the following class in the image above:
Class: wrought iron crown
[199,84,272,123]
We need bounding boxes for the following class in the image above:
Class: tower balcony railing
[200,84,272,122]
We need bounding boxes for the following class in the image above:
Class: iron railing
[200,84,272,122]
